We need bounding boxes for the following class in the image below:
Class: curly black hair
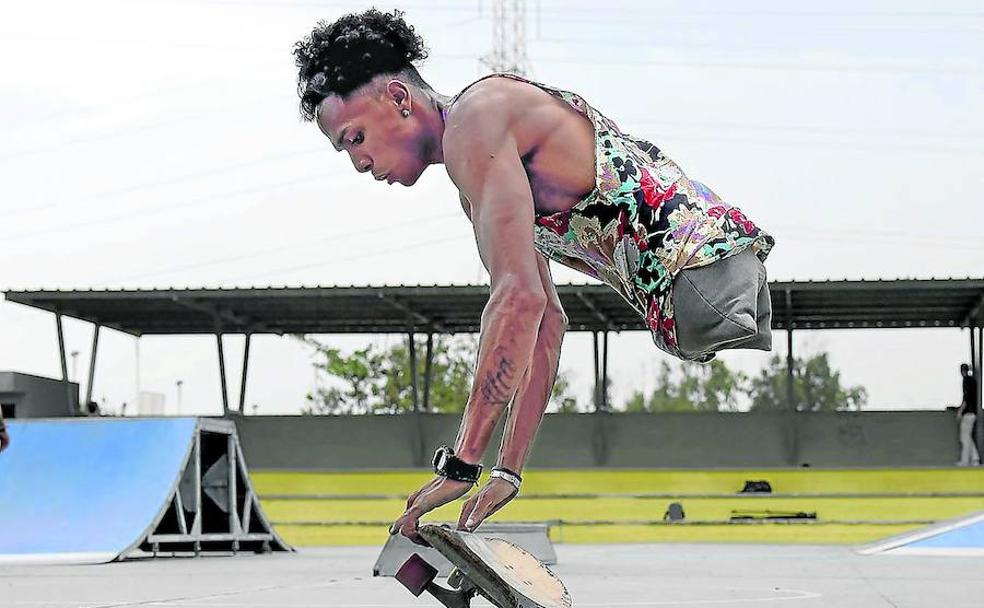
[293,8,430,121]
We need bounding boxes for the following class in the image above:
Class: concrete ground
[1,543,980,608]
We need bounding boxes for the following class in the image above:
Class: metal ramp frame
[130,418,291,558]
[0,417,290,564]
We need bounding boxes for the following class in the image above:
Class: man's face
[316,85,427,187]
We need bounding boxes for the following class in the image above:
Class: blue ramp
[0,417,289,564]
[860,511,984,557]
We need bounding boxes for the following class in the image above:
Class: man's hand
[390,476,474,546]
[0,426,9,454]
[457,477,519,532]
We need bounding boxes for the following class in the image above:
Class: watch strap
[490,467,522,491]
[432,445,482,484]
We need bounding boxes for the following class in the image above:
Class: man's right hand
[0,426,10,453]
[390,475,474,546]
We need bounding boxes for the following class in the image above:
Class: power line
[223,234,475,286]
[626,119,984,140]
[0,96,280,162]
[635,131,983,156]
[139,0,984,19]
[771,231,984,253]
[5,147,325,219]
[0,172,333,244]
[110,211,463,283]
[438,53,981,75]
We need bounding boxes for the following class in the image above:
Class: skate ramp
[0,417,289,564]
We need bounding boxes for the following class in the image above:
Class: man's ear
[385,79,411,111]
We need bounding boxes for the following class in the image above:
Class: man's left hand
[457,477,518,532]
[390,476,474,546]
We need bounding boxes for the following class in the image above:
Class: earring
[401,108,410,118]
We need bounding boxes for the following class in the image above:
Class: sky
[1,0,982,417]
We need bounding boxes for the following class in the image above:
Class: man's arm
[390,90,546,544]
[958,378,970,416]
[496,254,567,472]
[455,255,565,531]
[443,90,548,464]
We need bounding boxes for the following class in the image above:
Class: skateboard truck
[392,524,571,608]
[396,553,479,608]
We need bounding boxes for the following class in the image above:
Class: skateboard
[394,523,572,608]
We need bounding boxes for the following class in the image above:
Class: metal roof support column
[592,331,601,412]
[408,332,419,412]
[971,327,977,377]
[84,324,101,412]
[216,332,230,416]
[422,333,434,412]
[784,289,799,466]
[55,312,75,415]
[977,326,983,463]
[786,329,795,407]
[238,333,252,414]
[601,330,610,411]
[785,289,795,411]
[971,328,978,460]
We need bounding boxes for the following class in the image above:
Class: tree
[620,351,866,413]
[302,335,474,415]
[549,368,582,413]
[303,335,580,414]
[749,352,867,412]
[624,359,748,413]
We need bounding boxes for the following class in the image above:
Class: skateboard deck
[394,524,572,608]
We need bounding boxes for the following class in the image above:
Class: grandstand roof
[4,278,984,336]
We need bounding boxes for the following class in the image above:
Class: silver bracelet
[490,468,522,492]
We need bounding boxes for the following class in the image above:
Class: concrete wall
[0,372,78,418]
[235,410,961,470]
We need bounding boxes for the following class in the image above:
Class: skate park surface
[3,542,982,608]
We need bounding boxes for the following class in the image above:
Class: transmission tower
[480,0,531,76]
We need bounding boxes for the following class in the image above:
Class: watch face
[435,451,449,472]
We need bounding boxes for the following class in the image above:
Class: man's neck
[419,90,452,165]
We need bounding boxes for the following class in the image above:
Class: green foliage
[549,368,582,413]
[624,360,747,413]
[303,335,474,415]
[749,352,867,412]
[622,352,867,413]
[303,335,580,415]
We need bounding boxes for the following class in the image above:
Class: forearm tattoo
[479,357,516,406]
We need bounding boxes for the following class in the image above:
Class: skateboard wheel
[447,568,463,589]
[395,553,439,597]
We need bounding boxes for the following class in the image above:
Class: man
[0,407,9,454]
[957,363,980,466]
[293,9,775,544]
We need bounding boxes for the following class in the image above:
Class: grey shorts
[670,247,773,360]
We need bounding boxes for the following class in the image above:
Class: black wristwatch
[432,445,483,484]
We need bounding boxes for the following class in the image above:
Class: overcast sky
[1,0,982,416]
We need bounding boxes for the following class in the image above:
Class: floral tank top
[448,73,775,362]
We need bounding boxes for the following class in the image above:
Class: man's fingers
[389,512,405,535]
[457,496,478,530]
[463,483,519,531]
[464,493,494,531]
[398,515,430,547]
[390,504,420,535]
